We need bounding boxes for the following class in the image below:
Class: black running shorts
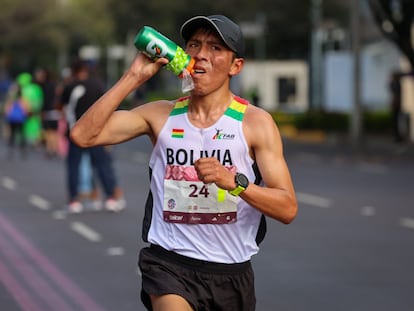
[138,244,256,311]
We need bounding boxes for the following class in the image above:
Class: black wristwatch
[229,173,249,196]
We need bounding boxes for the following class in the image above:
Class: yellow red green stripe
[225,96,248,121]
[170,98,189,116]
[171,128,184,138]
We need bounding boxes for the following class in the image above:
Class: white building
[240,60,309,112]
[239,40,414,141]
[240,39,402,114]
[324,40,401,112]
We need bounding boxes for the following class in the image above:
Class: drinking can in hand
[134,26,195,78]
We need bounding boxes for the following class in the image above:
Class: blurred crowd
[0,64,125,213]
[1,68,69,159]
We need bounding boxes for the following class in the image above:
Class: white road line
[29,195,50,210]
[132,151,150,164]
[52,210,67,220]
[361,206,376,217]
[70,222,101,242]
[400,218,414,230]
[106,247,125,256]
[357,162,387,174]
[296,192,332,208]
[1,177,16,190]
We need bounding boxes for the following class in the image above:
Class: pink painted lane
[0,211,107,311]
[0,260,44,311]
[0,231,75,311]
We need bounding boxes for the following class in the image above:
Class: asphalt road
[0,135,413,311]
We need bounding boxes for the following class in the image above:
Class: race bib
[163,165,237,224]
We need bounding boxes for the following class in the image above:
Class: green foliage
[297,112,349,131]
[272,111,349,131]
[272,110,392,134]
[363,110,392,133]
[368,0,414,68]
[101,0,349,59]
[0,0,349,72]
[0,0,114,72]
[64,0,114,45]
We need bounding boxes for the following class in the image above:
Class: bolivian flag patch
[171,128,184,138]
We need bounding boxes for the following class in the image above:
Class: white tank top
[143,96,264,263]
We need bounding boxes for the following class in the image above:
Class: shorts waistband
[149,244,251,274]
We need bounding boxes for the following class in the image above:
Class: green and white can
[134,26,195,77]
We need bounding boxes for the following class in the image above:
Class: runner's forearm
[70,71,144,147]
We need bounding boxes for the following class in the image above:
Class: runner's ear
[229,58,244,77]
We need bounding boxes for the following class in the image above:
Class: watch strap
[229,185,246,196]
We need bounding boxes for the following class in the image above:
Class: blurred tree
[368,0,414,69]
[0,0,114,74]
[0,0,348,73]
[107,0,348,60]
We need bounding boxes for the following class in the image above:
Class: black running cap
[180,15,245,58]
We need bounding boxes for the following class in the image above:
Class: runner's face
[185,29,239,95]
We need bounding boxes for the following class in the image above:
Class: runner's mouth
[193,68,206,74]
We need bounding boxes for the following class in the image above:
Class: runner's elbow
[281,199,298,224]
[70,124,94,147]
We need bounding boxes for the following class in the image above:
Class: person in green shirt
[16,72,44,146]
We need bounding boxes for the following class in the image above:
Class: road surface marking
[70,222,101,242]
[357,162,387,174]
[400,218,414,230]
[361,206,376,217]
[296,192,332,208]
[2,177,16,190]
[0,211,107,311]
[132,151,150,164]
[29,195,50,210]
[0,232,76,311]
[106,247,125,256]
[52,210,67,220]
[0,260,44,311]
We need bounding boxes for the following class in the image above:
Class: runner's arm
[241,108,297,223]
[70,53,168,147]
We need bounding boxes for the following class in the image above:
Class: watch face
[236,173,249,188]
